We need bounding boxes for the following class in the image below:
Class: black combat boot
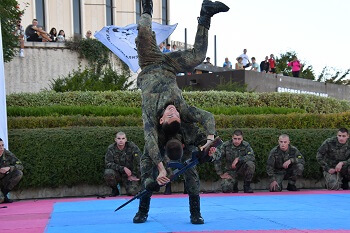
[189,195,204,224]
[198,0,230,29]
[232,182,239,193]
[133,195,151,223]
[287,183,299,191]
[110,187,119,197]
[164,183,172,195]
[1,189,13,203]
[142,0,153,16]
[341,179,349,190]
[243,181,254,193]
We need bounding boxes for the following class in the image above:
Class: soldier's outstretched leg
[189,195,204,224]
[133,194,151,223]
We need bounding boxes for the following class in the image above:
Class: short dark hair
[338,128,348,134]
[165,139,183,161]
[233,130,243,136]
[167,43,171,46]
[0,138,2,141]
[162,121,181,137]
[251,57,256,60]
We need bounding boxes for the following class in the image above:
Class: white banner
[95,22,177,73]
[0,22,9,149]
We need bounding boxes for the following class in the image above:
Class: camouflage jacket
[0,149,24,178]
[138,67,215,166]
[105,141,141,177]
[213,140,255,175]
[266,145,305,179]
[316,136,350,172]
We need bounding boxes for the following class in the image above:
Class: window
[35,0,45,30]
[73,0,81,35]
[162,0,168,25]
[106,0,113,25]
[136,0,141,23]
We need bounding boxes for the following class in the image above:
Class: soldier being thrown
[133,0,229,225]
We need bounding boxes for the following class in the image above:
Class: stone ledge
[24,41,67,49]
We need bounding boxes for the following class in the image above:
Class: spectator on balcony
[85,30,92,39]
[288,56,302,77]
[14,21,25,57]
[260,56,269,73]
[203,57,212,65]
[268,54,276,74]
[57,30,66,42]
[25,19,52,42]
[172,44,179,52]
[223,57,232,69]
[163,43,171,53]
[235,57,244,70]
[250,57,260,72]
[49,28,57,42]
[159,42,166,52]
[239,49,251,69]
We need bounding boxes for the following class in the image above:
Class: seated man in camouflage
[266,134,304,192]
[104,132,141,196]
[0,138,24,203]
[213,130,255,193]
[133,0,229,225]
[316,128,350,190]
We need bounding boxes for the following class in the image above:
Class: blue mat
[45,193,350,233]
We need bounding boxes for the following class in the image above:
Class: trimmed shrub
[9,127,336,189]
[6,91,350,114]
[8,112,350,129]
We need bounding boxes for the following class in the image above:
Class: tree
[316,67,350,85]
[0,0,24,62]
[275,51,316,80]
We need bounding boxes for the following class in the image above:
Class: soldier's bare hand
[0,167,10,174]
[232,158,239,169]
[283,159,291,169]
[128,175,140,181]
[208,147,216,156]
[269,181,279,191]
[328,168,336,174]
[123,167,132,176]
[335,162,344,172]
[220,173,232,179]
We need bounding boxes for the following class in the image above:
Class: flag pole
[0,21,9,149]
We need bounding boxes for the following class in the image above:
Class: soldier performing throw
[133,0,229,225]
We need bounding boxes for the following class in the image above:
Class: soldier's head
[160,105,181,137]
[165,138,183,161]
[278,134,290,152]
[337,128,349,144]
[115,132,127,149]
[0,138,4,155]
[232,130,243,147]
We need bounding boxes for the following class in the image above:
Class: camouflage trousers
[136,13,208,73]
[0,169,23,203]
[221,161,255,193]
[271,163,304,191]
[104,169,140,196]
[323,164,350,190]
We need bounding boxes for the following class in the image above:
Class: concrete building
[18,0,170,39]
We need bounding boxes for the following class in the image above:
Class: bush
[8,112,350,129]
[7,91,350,114]
[9,127,336,189]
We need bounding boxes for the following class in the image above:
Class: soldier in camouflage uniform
[133,0,229,225]
[0,138,23,203]
[316,128,350,190]
[266,134,305,192]
[104,132,141,196]
[213,130,255,193]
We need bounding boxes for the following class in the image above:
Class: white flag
[95,22,177,73]
[0,22,9,149]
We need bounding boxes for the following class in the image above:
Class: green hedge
[9,127,336,189]
[8,112,350,129]
[6,91,350,114]
[7,105,305,117]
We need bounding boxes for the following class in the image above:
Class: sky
[169,0,350,76]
